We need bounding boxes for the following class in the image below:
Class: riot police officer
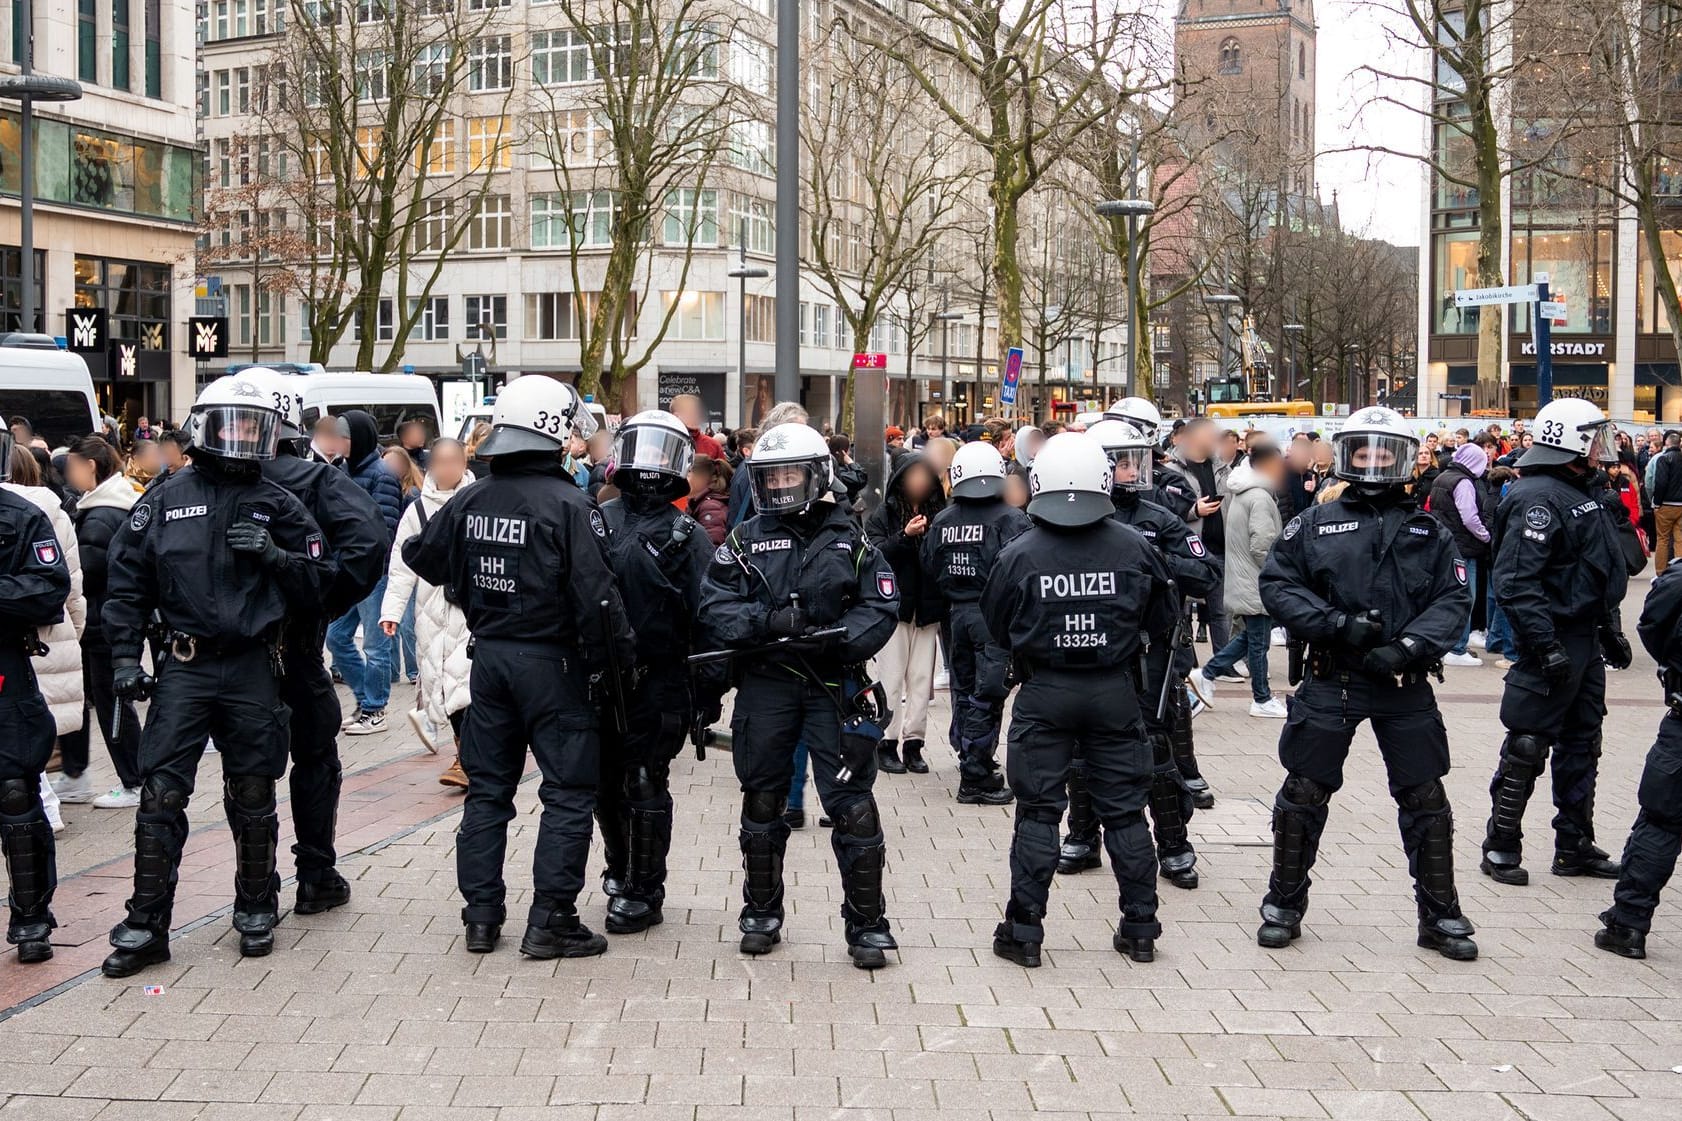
[699,422,899,967]
[102,375,331,976]
[593,410,717,935]
[0,430,73,965]
[1104,397,1195,520]
[1057,421,1218,890]
[1596,567,1682,959]
[983,433,1178,967]
[1482,398,1630,886]
[923,441,1032,804]
[1255,406,1477,961]
[245,368,388,916]
[404,376,634,959]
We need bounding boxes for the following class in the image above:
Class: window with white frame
[524,292,585,340]
[812,302,831,348]
[467,194,512,250]
[412,197,454,253]
[729,119,773,176]
[469,36,513,92]
[464,294,507,339]
[409,296,450,341]
[660,290,725,339]
[468,0,510,8]
[216,70,230,115]
[672,22,721,81]
[356,51,389,100]
[235,68,251,113]
[413,43,448,94]
[662,189,718,246]
[467,116,511,170]
[531,29,593,86]
[744,294,775,342]
[356,0,388,23]
[415,121,455,175]
[543,109,609,165]
[729,195,774,254]
[257,290,285,346]
[353,297,396,342]
[731,37,772,98]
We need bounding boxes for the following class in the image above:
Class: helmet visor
[1583,420,1619,464]
[1112,446,1154,492]
[195,404,279,460]
[614,424,693,478]
[1334,432,1415,485]
[750,458,826,514]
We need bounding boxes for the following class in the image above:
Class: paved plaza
[2,582,1680,1121]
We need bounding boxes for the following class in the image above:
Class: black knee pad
[1101,808,1147,831]
[833,797,881,839]
[0,777,36,817]
[1282,774,1331,807]
[226,774,276,812]
[743,789,785,824]
[140,774,190,815]
[1502,733,1550,769]
[1397,779,1448,815]
[1019,805,1063,826]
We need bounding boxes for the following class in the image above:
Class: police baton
[598,599,630,738]
[1155,609,1188,725]
[686,627,849,667]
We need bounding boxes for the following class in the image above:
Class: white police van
[0,335,101,449]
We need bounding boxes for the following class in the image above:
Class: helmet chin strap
[1348,482,1408,507]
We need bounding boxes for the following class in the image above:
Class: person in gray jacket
[1193,444,1286,717]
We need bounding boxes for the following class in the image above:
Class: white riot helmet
[748,422,833,515]
[1104,396,1163,440]
[236,366,305,440]
[1028,432,1116,527]
[1086,419,1154,492]
[1332,406,1418,487]
[190,374,283,460]
[611,409,693,500]
[478,376,585,457]
[1013,425,1044,467]
[1522,398,1618,467]
[948,440,1007,500]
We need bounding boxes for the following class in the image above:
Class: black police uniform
[0,489,73,961]
[1596,568,1682,957]
[102,458,329,968]
[262,446,388,910]
[403,454,634,952]
[982,517,1178,959]
[593,496,716,933]
[1483,465,1630,882]
[1257,491,1476,957]
[922,495,1033,799]
[699,501,898,961]
[1061,489,1218,887]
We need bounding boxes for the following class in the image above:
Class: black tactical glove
[1362,635,1422,676]
[1539,642,1574,684]
[767,605,808,638]
[112,657,155,701]
[228,521,285,567]
[1336,609,1385,651]
[1599,625,1633,671]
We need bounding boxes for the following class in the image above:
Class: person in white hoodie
[5,444,86,832]
[55,437,143,807]
[1193,444,1287,717]
[380,439,475,788]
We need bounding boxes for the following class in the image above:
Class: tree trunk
[841,320,872,434]
[1469,56,1505,412]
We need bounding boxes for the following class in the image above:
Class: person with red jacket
[670,394,724,461]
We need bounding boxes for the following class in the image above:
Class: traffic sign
[1453,284,1538,308]
[1000,346,1023,406]
[851,352,888,369]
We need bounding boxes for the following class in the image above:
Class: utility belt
[8,630,48,660]
[1664,667,1682,719]
[1304,643,1442,687]
[159,628,283,677]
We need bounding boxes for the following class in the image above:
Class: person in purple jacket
[1428,441,1495,666]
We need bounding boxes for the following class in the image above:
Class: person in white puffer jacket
[380,439,474,789]
[3,447,87,833]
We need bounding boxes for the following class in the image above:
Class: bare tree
[265,0,514,370]
[531,2,744,411]
[198,154,314,362]
[802,23,974,429]
[849,1,1161,377]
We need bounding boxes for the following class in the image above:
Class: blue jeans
[391,592,418,683]
[1485,571,1515,657]
[327,575,392,711]
[787,740,810,810]
[1203,613,1273,703]
[1452,558,1480,655]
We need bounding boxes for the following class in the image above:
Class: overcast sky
[1311,1,1425,247]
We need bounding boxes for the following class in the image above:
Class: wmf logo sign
[188,316,230,359]
[65,308,107,353]
[114,343,140,378]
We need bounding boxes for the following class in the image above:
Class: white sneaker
[1469,630,1486,650]
[340,708,364,731]
[50,771,96,803]
[1249,698,1289,719]
[1186,685,1209,719]
[1213,670,1245,683]
[344,708,387,736]
[1442,651,1483,667]
[1188,670,1217,703]
[44,797,64,834]
[92,786,141,809]
[933,670,950,690]
[407,708,442,754]
[1233,662,1250,679]
[1271,628,1287,645]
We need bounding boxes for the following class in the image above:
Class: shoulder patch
[306,532,324,560]
[1525,505,1553,531]
[1282,516,1301,541]
[713,543,735,565]
[876,570,898,599]
[1454,558,1468,585]
[588,508,606,538]
[130,504,152,532]
[32,539,59,566]
[1186,533,1206,557]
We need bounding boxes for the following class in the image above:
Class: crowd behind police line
[4,375,1682,976]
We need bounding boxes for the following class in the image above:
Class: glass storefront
[1510,229,1613,334]
[1433,231,1482,334]
[0,113,198,223]
[1637,230,1682,335]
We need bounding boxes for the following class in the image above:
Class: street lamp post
[727,239,769,413]
[934,304,962,421]
[1095,199,1155,397]
[1203,293,1241,402]
[1283,323,1304,401]
[1,1,84,335]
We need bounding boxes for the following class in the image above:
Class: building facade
[2,1,201,425]
[196,1,1129,431]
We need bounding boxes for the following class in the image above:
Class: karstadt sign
[1518,340,1606,357]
